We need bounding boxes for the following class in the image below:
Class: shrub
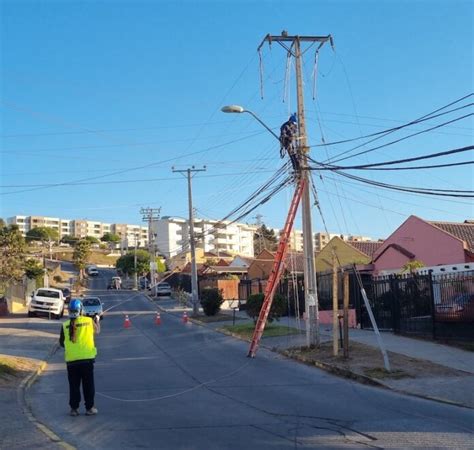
[246,293,287,323]
[200,287,224,316]
[53,275,62,283]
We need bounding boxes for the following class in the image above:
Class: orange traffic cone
[124,314,131,328]
[155,312,161,325]
[182,311,188,324]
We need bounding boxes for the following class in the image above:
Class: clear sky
[1,0,472,240]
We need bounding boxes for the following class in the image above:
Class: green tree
[73,240,91,280]
[85,236,100,244]
[61,235,79,246]
[26,226,59,243]
[0,224,26,294]
[253,223,278,254]
[246,293,286,323]
[116,250,151,276]
[200,288,224,316]
[156,257,166,273]
[101,232,121,243]
[24,259,45,286]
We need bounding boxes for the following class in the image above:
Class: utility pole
[140,207,161,294]
[258,32,333,346]
[134,233,139,290]
[172,166,207,316]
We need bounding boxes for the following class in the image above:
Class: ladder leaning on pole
[247,178,306,358]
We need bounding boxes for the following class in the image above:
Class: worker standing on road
[59,299,100,416]
[280,113,300,174]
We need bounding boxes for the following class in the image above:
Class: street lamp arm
[221,105,280,142]
[244,110,280,142]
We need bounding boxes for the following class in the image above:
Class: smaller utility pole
[134,233,139,290]
[172,166,206,316]
[140,207,161,294]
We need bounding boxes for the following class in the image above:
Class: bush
[200,288,224,316]
[246,293,287,323]
[53,275,62,283]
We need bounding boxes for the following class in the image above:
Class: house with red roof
[372,216,474,274]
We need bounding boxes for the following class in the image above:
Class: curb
[17,343,77,450]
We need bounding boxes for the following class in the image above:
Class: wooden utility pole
[343,271,350,358]
[172,166,206,316]
[332,253,339,356]
[258,32,333,346]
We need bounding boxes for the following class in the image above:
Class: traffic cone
[124,315,131,328]
[155,312,161,325]
[182,311,188,324]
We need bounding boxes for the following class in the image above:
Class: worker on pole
[279,113,300,175]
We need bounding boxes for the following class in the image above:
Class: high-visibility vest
[63,316,97,362]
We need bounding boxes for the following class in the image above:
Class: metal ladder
[247,178,306,358]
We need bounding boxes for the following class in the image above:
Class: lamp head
[221,105,245,114]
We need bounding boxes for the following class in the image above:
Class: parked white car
[28,288,65,319]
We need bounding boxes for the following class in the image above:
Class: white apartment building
[314,232,373,252]
[151,217,256,259]
[7,215,147,246]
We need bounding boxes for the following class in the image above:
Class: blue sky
[1,0,472,239]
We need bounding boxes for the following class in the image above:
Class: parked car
[156,282,172,297]
[435,293,474,322]
[107,276,122,290]
[140,277,150,290]
[28,288,65,319]
[61,288,72,304]
[81,297,104,320]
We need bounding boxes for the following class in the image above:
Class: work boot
[85,407,98,416]
[70,409,79,417]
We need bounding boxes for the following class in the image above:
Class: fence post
[428,270,437,340]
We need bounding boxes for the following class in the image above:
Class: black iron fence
[239,270,474,342]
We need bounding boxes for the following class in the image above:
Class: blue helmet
[69,299,83,318]
[289,113,297,123]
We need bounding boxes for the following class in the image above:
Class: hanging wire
[311,50,320,100]
[283,50,292,104]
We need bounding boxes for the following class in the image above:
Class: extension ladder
[247,178,306,358]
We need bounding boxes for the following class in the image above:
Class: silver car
[81,297,104,320]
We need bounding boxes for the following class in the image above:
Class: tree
[26,227,59,243]
[156,257,166,273]
[402,260,425,274]
[253,223,278,254]
[24,259,45,286]
[246,293,286,323]
[0,224,26,294]
[73,240,91,280]
[61,235,79,246]
[85,236,100,244]
[116,250,151,276]
[101,232,121,243]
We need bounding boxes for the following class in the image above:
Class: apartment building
[314,232,373,252]
[151,216,256,259]
[7,215,147,246]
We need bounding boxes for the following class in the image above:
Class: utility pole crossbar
[247,178,306,358]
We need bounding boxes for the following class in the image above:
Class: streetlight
[221,105,280,141]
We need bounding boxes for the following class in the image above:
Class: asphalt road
[27,270,473,449]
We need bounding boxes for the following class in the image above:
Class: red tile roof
[429,221,474,252]
[347,241,384,257]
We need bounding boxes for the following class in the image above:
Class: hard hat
[69,299,83,318]
[289,113,297,123]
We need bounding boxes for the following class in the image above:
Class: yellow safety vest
[63,316,97,362]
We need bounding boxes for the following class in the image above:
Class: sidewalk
[154,298,474,408]
[0,317,63,449]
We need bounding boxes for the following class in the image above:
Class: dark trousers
[67,360,95,410]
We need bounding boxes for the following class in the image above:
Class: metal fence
[358,271,474,341]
